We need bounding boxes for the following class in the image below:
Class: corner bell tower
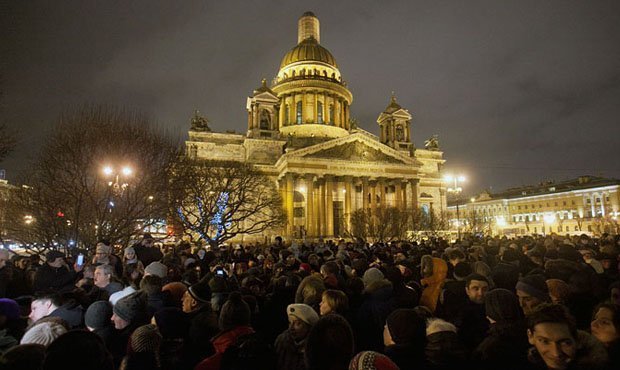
[377,93,414,152]
[246,79,280,139]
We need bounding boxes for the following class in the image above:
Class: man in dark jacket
[32,250,82,293]
[454,273,490,350]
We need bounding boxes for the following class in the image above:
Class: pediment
[252,91,279,103]
[300,140,407,164]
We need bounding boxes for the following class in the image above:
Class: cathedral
[187,11,446,240]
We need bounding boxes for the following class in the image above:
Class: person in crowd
[0,250,12,298]
[319,289,349,316]
[0,298,23,354]
[42,330,114,370]
[305,314,354,370]
[134,234,163,267]
[195,292,253,370]
[295,275,325,311]
[435,261,471,319]
[110,263,143,305]
[526,303,609,370]
[33,250,83,293]
[92,241,123,278]
[28,292,83,329]
[419,255,448,313]
[590,302,620,367]
[454,273,490,350]
[120,324,162,370]
[274,303,319,370]
[85,300,116,348]
[123,246,145,275]
[472,288,529,370]
[0,343,46,370]
[516,273,550,315]
[383,308,427,369]
[94,264,124,298]
[152,307,190,370]
[425,318,467,370]
[109,291,149,367]
[355,267,396,352]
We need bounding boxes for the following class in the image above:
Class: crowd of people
[0,232,619,370]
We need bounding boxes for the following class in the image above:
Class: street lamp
[444,174,466,240]
[102,165,133,194]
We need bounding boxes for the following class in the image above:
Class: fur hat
[162,282,188,305]
[349,351,399,370]
[85,301,113,329]
[218,292,251,331]
[386,308,426,345]
[20,321,68,346]
[515,274,549,302]
[484,288,522,322]
[144,261,167,278]
[287,303,319,326]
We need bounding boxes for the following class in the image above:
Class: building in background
[446,176,620,237]
[187,12,446,240]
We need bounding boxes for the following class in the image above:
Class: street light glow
[122,166,133,176]
[103,166,113,176]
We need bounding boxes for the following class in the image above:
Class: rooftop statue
[191,110,211,132]
[424,135,440,151]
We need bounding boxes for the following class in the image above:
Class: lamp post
[102,165,133,195]
[444,174,465,240]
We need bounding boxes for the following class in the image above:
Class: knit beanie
[484,288,522,322]
[20,321,68,346]
[144,261,167,278]
[453,262,473,280]
[188,277,212,303]
[385,308,426,345]
[153,307,189,339]
[287,303,319,326]
[130,324,162,353]
[85,301,113,329]
[113,291,146,324]
[96,242,112,255]
[362,268,384,288]
[218,292,251,331]
[515,274,549,302]
[349,351,400,370]
[0,298,20,320]
[124,246,135,257]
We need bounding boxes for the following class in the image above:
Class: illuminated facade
[446,176,620,236]
[187,12,446,239]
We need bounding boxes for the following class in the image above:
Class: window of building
[296,101,302,124]
[539,204,542,208]
[534,227,537,233]
[588,225,592,232]
[554,202,558,206]
[596,198,601,203]
[586,199,591,204]
[571,200,575,205]
[525,205,528,209]
[606,196,610,202]
[518,206,521,210]
[558,226,562,232]
[574,226,578,231]
[317,101,323,123]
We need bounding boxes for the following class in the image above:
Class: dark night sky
[1,0,619,195]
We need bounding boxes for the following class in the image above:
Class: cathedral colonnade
[279,173,420,237]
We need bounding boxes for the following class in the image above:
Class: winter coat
[385,343,427,370]
[526,330,609,370]
[48,300,84,329]
[454,299,489,351]
[420,258,448,312]
[355,279,396,352]
[274,329,307,370]
[435,279,467,320]
[472,320,530,370]
[32,263,78,293]
[425,330,468,370]
[194,325,255,370]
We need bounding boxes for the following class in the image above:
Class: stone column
[370,180,377,216]
[279,99,285,128]
[344,177,352,232]
[305,174,314,236]
[401,181,407,210]
[326,175,334,236]
[395,181,402,210]
[378,179,386,209]
[410,179,419,211]
[318,178,326,237]
[362,177,369,212]
[286,174,295,235]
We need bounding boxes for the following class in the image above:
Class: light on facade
[496,216,507,227]
[543,213,556,224]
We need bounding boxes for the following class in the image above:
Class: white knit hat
[20,321,67,346]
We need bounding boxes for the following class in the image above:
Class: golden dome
[279,36,338,69]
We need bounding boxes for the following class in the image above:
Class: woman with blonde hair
[319,289,349,316]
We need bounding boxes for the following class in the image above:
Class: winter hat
[546,279,571,303]
[45,250,64,262]
[85,301,113,329]
[218,292,251,331]
[287,303,319,326]
[305,314,355,370]
[144,261,167,278]
[130,324,162,353]
[386,308,426,345]
[453,262,473,280]
[153,307,189,339]
[349,351,400,370]
[0,298,20,320]
[502,248,520,262]
[299,263,312,273]
[0,343,46,370]
[362,268,384,287]
[124,246,135,257]
[485,288,522,322]
[515,274,549,302]
[113,291,146,323]
[20,321,68,346]
[188,277,212,303]
[162,282,188,305]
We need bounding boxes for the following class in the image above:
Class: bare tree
[170,158,285,248]
[3,106,179,249]
[346,208,370,242]
[345,206,409,243]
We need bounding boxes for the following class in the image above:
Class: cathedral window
[317,101,323,123]
[296,101,302,124]
[395,125,404,141]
